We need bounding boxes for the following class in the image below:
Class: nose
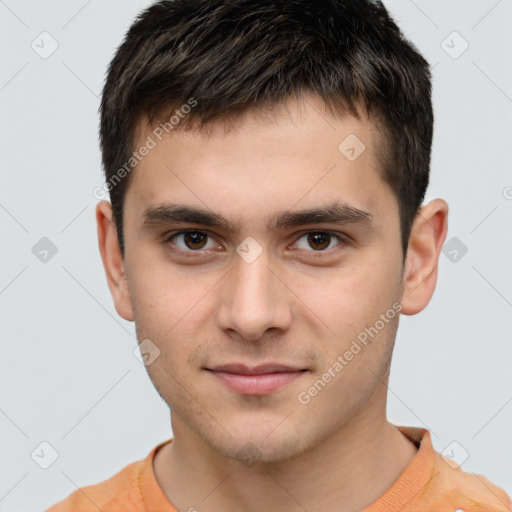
[216,249,292,341]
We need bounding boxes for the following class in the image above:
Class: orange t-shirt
[45,426,511,512]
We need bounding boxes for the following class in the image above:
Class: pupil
[185,231,206,249]
[308,232,330,250]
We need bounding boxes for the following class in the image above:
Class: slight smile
[205,364,308,395]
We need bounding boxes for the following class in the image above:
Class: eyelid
[293,229,350,243]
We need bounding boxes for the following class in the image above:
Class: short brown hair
[99,0,432,256]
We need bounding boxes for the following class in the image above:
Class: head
[96,0,448,464]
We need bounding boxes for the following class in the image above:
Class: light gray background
[1,1,511,510]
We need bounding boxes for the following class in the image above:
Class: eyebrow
[141,200,373,233]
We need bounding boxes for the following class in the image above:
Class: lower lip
[207,370,305,395]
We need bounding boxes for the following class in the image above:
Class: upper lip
[207,364,305,375]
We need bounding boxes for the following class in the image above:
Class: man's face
[121,95,405,463]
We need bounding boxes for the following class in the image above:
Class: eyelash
[162,229,349,259]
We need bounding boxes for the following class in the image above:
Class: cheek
[128,250,205,326]
[300,264,398,334]
[128,261,218,366]
[290,259,402,373]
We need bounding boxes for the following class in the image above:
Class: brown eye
[307,232,331,250]
[168,230,217,252]
[183,231,208,249]
[295,231,342,252]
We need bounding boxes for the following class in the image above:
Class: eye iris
[308,232,330,250]
[184,231,207,249]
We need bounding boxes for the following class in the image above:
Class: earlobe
[96,201,134,322]
[400,199,449,316]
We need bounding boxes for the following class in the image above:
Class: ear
[96,200,134,322]
[400,199,449,315]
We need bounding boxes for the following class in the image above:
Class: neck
[154,403,418,512]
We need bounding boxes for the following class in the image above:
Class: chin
[230,433,307,465]
[203,419,312,465]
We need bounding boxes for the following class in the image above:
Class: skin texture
[96,94,448,512]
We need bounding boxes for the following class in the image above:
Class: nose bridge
[217,245,291,339]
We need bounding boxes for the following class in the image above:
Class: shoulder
[431,450,512,511]
[44,456,147,512]
[392,426,512,512]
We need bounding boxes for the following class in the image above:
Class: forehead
[125,94,393,228]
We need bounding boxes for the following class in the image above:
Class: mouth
[204,364,308,395]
